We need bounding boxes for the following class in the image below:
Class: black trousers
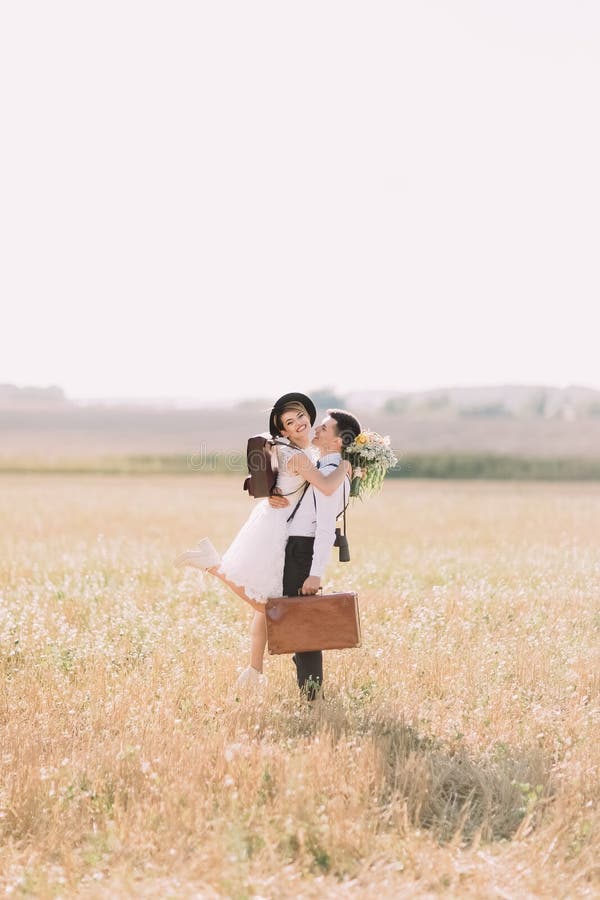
[283,536,323,700]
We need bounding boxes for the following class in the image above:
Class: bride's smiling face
[279,408,311,445]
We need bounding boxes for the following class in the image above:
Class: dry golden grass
[0,475,598,898]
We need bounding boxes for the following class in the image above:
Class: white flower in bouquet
[344,430,398,498]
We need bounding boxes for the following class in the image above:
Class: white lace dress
[218,444,315,601]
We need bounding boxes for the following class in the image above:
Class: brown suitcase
[265,592,361,654]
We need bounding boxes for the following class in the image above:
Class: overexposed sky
[1,1,599,403]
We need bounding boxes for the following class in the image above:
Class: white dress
[218,443,315,601]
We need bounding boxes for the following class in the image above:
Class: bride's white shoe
[174,537,221,570]
[236,666,267,689]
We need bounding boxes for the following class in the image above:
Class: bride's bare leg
[249,611,267,673]
[206,566,266,614]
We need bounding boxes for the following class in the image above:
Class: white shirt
[286,451,350,578]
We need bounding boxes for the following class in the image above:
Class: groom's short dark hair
[328,409,361,449]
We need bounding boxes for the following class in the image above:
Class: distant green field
[3,452,600,479]
[394,453,600,480]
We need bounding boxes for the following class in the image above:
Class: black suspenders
[286,462,348,528]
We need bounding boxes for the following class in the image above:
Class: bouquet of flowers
[344,429,399,498]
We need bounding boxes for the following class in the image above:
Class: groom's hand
[301,576,321,595]
[268,490,289,509]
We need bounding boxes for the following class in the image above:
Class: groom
[269,395,361,700]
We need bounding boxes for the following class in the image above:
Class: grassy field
[0,475,598,898]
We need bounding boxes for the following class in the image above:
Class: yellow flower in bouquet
[344,429,398,498]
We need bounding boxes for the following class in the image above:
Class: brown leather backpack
[243,434,279,497]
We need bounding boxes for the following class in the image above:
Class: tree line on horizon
[4,382,600,421]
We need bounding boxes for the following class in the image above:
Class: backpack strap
[273,441,310,499]
[286,480,311,523]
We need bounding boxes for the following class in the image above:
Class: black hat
[269,392,317,437]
